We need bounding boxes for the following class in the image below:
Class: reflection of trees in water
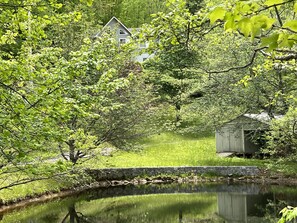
[263,199,290,222]
[61,203,95,223]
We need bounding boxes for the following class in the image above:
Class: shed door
[216,126,243,153]
[229,128,243,152]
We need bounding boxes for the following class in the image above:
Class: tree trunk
[175,102,181,123]
[68,139,78,165]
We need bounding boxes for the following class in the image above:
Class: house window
[119,38,126,45]
[119,29,126,35]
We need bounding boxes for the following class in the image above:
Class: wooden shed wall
[216,126,243,153]
[216,116,268,153]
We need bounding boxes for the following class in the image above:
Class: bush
[278,206,297,223]
[265,108,297,158]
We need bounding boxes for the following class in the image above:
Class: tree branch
[206,47,266,74]
[260,49,297,61]
[274,5,283,26]
[0,3,49,8]
[0,82,33,106]
[257,0,295,14]
[59,145,69,161]
[0,176,50,191]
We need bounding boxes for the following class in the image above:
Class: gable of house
[95,17,151,63]
[95,17,132,44]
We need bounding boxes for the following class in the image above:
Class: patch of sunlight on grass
[85,132,265,168]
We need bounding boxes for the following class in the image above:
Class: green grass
[1,131,294,203]
[84,132,265,168]
[0,179,64,203]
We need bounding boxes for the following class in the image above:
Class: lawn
[84,132,265,168]
[1,131,294,203]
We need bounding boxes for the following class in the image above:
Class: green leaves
[283,20,297,32]
[256,19,297,50]
[278,206,297,223]
[209,7,226,24]
[238,18,252,37]
[209,3,276,40]
[80,0,93,7]
[261,33,279,50]
[207,1,297,50]
[294,2,297,13]
[264,0,284,6]
[210,6,276,41]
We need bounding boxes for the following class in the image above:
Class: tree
[0,0,157,190]
[0,0,84,167]
[0,0,97,190]
[57,34,156,164]
[207,0,297,78]
[142,0,206,124]
[118,0,165,27]
[264,107,297,157]
[209,0,297,50]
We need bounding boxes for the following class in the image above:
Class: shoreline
[1,168,297,214]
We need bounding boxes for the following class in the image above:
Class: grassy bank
[83,132,264,168]
[0,131,294,204]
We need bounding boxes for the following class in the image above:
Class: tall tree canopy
[0,0,158,189]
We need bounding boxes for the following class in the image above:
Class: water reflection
[1,183,297,223]
[218,193,274,223]
[61,203,92,223]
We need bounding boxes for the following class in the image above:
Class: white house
[95,17,151,63]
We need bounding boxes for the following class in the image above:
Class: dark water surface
[1,183,297,223]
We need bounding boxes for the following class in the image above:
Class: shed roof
[218,112,283,128]
[243,112,283,124]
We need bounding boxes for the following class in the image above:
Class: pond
[1,183,296,223]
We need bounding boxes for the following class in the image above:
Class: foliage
[0,0,158,190]
[142,0,206,124]
[208,0,297,50]
[3,0,297,201]
[265,107,297,158]
[207,0,297,115]
[55,33,150,164]
[279,206,297,223]
[119,0,165,27]
[0,0,85,173]
[193,31,258,127]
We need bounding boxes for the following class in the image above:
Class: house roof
[95,16,132,38]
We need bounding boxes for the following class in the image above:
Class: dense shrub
[265,108,297,158]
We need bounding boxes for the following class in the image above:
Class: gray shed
[216,113,281,154]
[218,192,273,223]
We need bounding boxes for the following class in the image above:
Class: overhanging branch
[260,49,297,61]
[206,47,266,74]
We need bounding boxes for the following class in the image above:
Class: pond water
[1,183,297,223]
